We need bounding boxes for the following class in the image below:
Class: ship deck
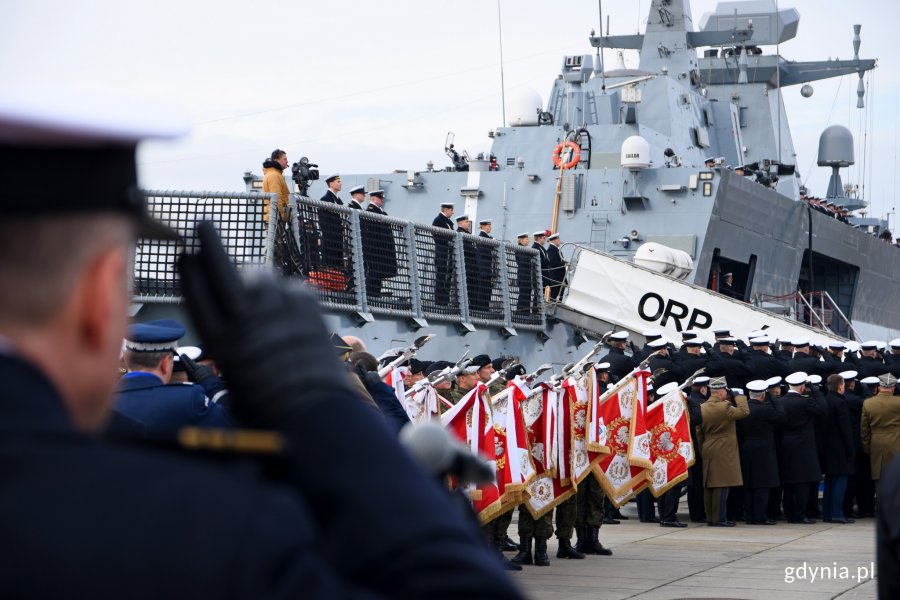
[511,504,877,599]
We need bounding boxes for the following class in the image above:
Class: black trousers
[658,485,682,522]
[744,487,770,523]
[637,489,657,521]
[849,454,876,515]
[782,483,810,522]
[726,485,744,521]
[767,485,784,518]
[687,458,706,522]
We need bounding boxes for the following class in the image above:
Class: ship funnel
[817,125,854,199]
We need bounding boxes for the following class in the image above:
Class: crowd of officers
[115,320,900,573]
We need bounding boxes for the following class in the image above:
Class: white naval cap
[828,341,846,351]
[348,185,366,195]
[785,372,808,386]
[766,376,783,388]
[746,380,768,393]
[792,338,810,348]
[807,374,822,385]
[647,338,668,348]
[532,231,547,238]
[643,329,663,339]
[609,331,629,341]
[656,381,679,396]
[860,376,880,385]
[890,338,900,349]
[749,336,770,345]
[839,370,858,380]
[692,376,710,385]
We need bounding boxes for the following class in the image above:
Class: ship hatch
[798,251,859,331]
[706,249,756,303]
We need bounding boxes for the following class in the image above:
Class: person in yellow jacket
[699,376,749,526]
[262,149,290,222]
[861,372,900,483]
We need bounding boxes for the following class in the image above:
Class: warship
[135,0,897,365]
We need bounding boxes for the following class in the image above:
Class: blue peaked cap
[125,319,186,351]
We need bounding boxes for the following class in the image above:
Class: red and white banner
[383,367,407,405]
[591,369,652,497]
[524,383,577,518]
[406,385,438,424]
[646,388,696,497]
[442,383,504,523]
[563,373,608,485]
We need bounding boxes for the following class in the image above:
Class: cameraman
[262,148,290,222]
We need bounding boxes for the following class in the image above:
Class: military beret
[408,358,428,375]
[125,319,185,352]
[425,360,454,376]
[708,376,728,389]
[505,364,526,378]
[491,357,508,372]
[348,185,366,195]
[471,354,492,369]
[785,372,808,386]
[746,380,768,393]
[656,381,678,396]
[879,373,898,387]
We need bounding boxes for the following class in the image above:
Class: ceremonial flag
[646,387,695,497]
[591,369,652,497]
[524,383,577,518]
[383,367,407,405]
[563,372,608,485]
[441,383,504,523]
[406,385,438,424]
[496,377,537,498]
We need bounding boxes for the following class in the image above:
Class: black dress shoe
[603,516,620,525]
[501,536,520,552]
[725,520,736,526]
[708,521,736,527]
[799,518,816,524]
[660,520,687,528]
[762,520,777,525]
[832,518,855,524]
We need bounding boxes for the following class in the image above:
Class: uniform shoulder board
[177,427,286,456]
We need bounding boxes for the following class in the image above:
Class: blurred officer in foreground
[0,94,521,599]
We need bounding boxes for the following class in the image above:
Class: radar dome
[621,136,651,169]
[817,125,854,167]
[509,89,542,127]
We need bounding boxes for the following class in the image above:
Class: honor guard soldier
[115,319,233,437]
[347,184,366,209]
[432,202,455,230]
[0,91,521,598]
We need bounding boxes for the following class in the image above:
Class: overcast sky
[3,0,897,222]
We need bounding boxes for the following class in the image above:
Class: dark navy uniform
[318,181,345,269]
[531,237,550,291]
[115,372,232,437]
[432,206,455,306]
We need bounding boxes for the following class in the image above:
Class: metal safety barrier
[134,191,277,303]
[134,191,545,332]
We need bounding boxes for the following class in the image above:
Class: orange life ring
[552,141,581,170]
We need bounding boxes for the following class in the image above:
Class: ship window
[738,106,748,128]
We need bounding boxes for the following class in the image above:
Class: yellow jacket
[262,167,290,221]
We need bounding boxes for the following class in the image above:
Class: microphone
[399,422,495,485]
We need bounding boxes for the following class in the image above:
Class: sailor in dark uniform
[738,379,786,524]
[456,214,479,309]
[514,233,534,314]
[779,371,828,523]
[360,190,398,298]
[474,219,496,312]
[744,335,791,381]
[432,202,455,305]
[719,272,739,300]
[531,231,550,297]
[317,173,345,269]
[546,232,567,301]
[0,101,521,598]
[598,331,639,382]
[347,184,366,210]
[115,319,232,437]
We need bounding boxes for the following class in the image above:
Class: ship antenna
[497,0,507,128]
[776,0,782,163]
[599,1,607,93]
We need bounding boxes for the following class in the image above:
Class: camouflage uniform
[575,476,606,528]
[554,496,578,539]
[447,385,474,405]
[516,506,553,538]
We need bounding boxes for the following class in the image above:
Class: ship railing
[754,290,859,341]
[134,190,278,304]
[134,191,545,332]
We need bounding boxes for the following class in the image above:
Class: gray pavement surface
[508,505,877,600]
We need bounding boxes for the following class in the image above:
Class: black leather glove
[629,341,640,355]
[178,222,354,428]
[178,351,214,385]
